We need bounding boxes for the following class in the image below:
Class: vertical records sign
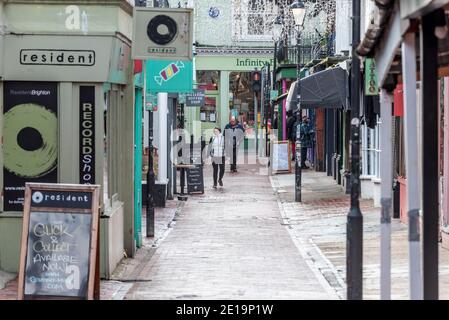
[79,86,95,185]
[132,7,193,61]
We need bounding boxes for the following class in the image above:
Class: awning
[286,66,348,111]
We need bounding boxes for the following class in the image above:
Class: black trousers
[212,157,225,185]
[230,144,238,171]
[301,147,308,167]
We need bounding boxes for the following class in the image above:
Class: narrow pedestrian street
[101,163,337,300]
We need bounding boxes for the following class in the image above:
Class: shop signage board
[132,7,193,61]
[365,58,379,96]
[178,93,186,104]
[3,35,114,82]
[187,165,204,194]
[18,183,100,300]
[195,56,274,72]
[270,90,278,100]
[3,82,58,211]
[79,86,95,185]
[185,89,205,107]
[145,93,158,111]
[271,141,291,173]
[146,60,193,93]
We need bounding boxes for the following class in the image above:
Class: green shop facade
[191,49,274,141]
[0,0,136,279]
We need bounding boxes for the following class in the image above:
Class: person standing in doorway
[209,127,225,188]
[286,110,296,161]
[224,116,245,172]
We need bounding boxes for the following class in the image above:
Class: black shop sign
[79,86,95,185]
[18,183,100,300]
[185,89,205,107]
[3,82,58,212]
[186,165,204,194]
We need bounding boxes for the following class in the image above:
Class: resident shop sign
[18,183,100,300]
[365,58,379,96]
[20,50,95,66]
[4,35,113,82]
[185,90,205,107]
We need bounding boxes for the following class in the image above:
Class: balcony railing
[278,34,336,66]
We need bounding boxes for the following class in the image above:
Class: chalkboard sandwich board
[18,183,100,300]
[271,140,292,174]
[187,165,204,194]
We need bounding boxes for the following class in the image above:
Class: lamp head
[271,15,283,40]
[290,1,306,27]
[435,9,449,39]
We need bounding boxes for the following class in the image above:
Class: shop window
[197,71,219,91]
[230,72,256,128]
[362,117,380,179]
[200,97,217,123]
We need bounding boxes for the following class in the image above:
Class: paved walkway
[272,170,449,300]
[114,162,336,300]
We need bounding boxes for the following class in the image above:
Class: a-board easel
[18,183,100,300]
[271,140,292,174]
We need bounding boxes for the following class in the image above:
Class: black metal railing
[278,33,336,66]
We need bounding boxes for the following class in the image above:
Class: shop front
[194,52,274,143]
[0,0,135,279]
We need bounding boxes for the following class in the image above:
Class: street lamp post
[347,0,363,300]
[290,1,306,203]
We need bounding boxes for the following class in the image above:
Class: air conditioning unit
[132,7,193,61]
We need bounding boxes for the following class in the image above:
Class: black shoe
[218,180,223,187]
[213,185,217,189]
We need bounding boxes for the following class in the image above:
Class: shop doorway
[229,72,258,131]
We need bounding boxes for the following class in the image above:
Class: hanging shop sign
[145,93,158,111]
[18,183,100,300]
[79,86,96,185]
[3,82,58,211]
[365,58,379,96]
[185,89,205,107]
[178,93,186,104]
[146,60,193,93]
[270,90,279,100]
[132,7,193,61]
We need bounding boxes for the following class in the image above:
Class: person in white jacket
[209,127,225,188]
